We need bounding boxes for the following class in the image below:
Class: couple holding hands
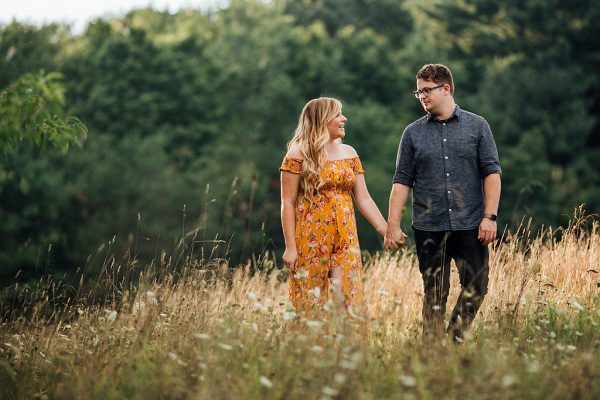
[280,64,502,340]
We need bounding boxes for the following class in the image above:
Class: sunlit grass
[1,207,600,399]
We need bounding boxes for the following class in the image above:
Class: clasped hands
[384,226,408,251]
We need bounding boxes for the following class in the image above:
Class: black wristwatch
[484,213,497,221]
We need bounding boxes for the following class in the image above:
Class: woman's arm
[281,170,301,271]
[352,174,387,236]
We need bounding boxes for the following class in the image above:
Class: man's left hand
[478,218,497,246]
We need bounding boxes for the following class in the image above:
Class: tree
[0,71,87,192]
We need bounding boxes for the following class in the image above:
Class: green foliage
[0,71,87,156]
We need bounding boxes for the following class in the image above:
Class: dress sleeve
[279,157,303,174]
[350,157,365,174]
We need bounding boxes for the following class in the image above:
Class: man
[385,64,501,341]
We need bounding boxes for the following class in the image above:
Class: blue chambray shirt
[393,105,502,231]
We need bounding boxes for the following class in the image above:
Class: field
[2,209,600,399]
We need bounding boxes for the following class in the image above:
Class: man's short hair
[416,64,454,95]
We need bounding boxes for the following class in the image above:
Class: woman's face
[326,110,347,140]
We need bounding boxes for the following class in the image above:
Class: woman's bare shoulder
[340,143,359,158]
[285,146,304,160]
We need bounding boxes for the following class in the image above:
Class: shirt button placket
[442,121,454,228]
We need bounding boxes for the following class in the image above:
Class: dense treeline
[1,0,599,287]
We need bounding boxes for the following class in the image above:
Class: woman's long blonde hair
[288,97,342,203]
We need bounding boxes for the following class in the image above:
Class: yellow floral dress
[279,156,369,327]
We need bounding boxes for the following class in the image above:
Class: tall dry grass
[1,207,600,399]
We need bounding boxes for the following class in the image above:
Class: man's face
[416,78,447,116]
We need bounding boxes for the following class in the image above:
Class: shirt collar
[426,104,462,122]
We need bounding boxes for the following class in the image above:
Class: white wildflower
[322,386,338,396]
[350,247,361,255]
[248,292,258,301]
[106,310,117,325]
[282,311,296,320]
[376,290,390,296]
[572,301,584,311]
[195,333,210,340]
[501,375,518,387]
[259,376,273,388]
[252,323,259,333]
[146,291,155,298]
[254,302,268,313]
[334,373,346,384]
[295,271,309,280]
[527,362,540,373]
[218,343,233,350]
[311,346,324,352]
[398,375,417,387]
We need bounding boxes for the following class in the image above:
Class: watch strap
[484,213,497,221]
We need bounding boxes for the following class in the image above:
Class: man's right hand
[385,226,408,250]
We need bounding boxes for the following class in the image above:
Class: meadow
[1,207,600,399]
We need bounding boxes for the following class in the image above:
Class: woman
[279,97,387,332]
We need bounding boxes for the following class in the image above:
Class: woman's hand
[283,247,299,272]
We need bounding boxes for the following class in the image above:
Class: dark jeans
[413,228,489,340]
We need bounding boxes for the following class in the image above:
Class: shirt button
[446,173,449,176]
[448,191,451,194]
[443,123,446,126]
[449,208,452,211]
[443,139,447,142]
[445,156,448,159]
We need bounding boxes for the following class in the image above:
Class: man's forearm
[388,183,411,226]
[483,173,501,215]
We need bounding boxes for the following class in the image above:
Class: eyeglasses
[413,84,445,99]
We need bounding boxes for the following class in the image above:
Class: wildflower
[252,323,259,333]
[502,375,518,387]
[322,386,338,396]
[376,290,390,296]
[295,269,309,280]
[168,352,178,360]
[218,343,233,350]
[334,373,346,384]
[106,311,117,325]
[572,301,584,311]
[306,320,324,329]
[527,362,540,373]
[259,376,273,388]
[567,345,577,351]
[282,311,296,320]
[254,302,268,313]
[248,292,258,301]
[308,287,321,299]
[146,291,155,298]
[398,375,417,387]
[311,346,324,352]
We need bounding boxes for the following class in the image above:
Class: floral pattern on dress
[279,156,368,332]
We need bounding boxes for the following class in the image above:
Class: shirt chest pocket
[454,136,479,159]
